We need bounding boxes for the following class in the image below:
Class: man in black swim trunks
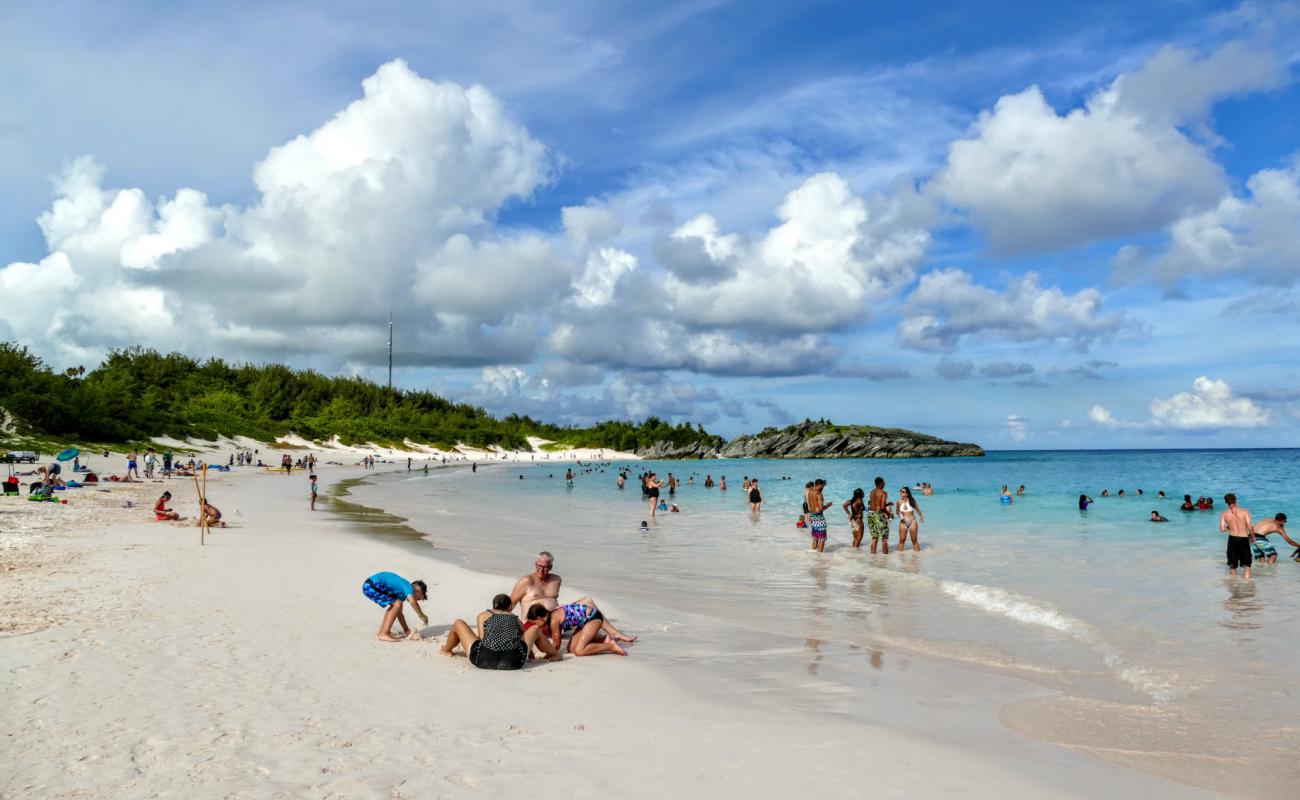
[1219,493,1254,580]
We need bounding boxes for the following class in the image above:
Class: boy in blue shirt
[362,571,429,642]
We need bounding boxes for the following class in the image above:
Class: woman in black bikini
[441,594,559,669]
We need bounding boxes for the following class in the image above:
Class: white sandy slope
[1,466,1227,799]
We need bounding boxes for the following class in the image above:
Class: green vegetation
[0,343,722,453]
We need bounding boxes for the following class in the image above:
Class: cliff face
[636,440,719,459]
[637,421,983,459]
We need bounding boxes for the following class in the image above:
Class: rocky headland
[637,420,984,459]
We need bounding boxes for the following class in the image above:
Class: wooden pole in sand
[193,465,208,546]
[202,464,209,543]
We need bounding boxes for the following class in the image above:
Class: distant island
[1,343,981,458]
[641,420,984,459]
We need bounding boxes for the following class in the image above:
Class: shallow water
[349,450,1300,797]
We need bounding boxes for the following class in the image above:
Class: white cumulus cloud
[1117,154,1300,284]
[663,173,931,334]
[0,60,560,368]
[1149,376,1271,429]
[898,267,1128,351]
[931,43,1282,252]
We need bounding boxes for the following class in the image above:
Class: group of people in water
[798,477,925,554]
[362,551,636,670]
[1076,488,1296,574]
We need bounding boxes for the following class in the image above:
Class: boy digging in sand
[362,572,429,642]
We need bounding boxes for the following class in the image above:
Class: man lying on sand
[510,551,561,613]
[440,594,560,669]
[362,571,429,642]
[546,597,636,657]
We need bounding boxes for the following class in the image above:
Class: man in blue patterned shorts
[362,571,429,642]
[806,478,831,552]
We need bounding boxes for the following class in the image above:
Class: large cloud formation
[897,267,1127,352]
[1117,154,1300,285]
[0,60,561,367]
[1090,376,1271,430]
[931,43,1283,253]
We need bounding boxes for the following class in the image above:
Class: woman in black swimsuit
[441,594,559,669]
[646,472,662,518]
[748,479,763,512]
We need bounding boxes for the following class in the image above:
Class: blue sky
[2,0,1298,448]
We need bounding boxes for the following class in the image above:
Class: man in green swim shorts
[868,476,892,554]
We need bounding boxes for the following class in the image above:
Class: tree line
[0,343,724,453]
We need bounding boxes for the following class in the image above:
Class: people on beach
[199,501,225,528]
[546,597,634,657]
[748,479,763,512]
[1150,510,1168,522]
[1219,493,1254,580]
[896,486,924,551]
[1078,494,1094,510]
[154,491,180,521]
[127,450,140,480]
[843,488,865,548]
[868,477,891,554]
[440,594,560,669]
[362,571,429,642]
[510,552,562,613]
[144,448,157,478]
[310,474,318,511]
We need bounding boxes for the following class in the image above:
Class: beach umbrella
[56,447,80,462]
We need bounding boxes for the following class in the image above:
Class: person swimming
[1150,510,1168,522]
[1079,494,1094,510]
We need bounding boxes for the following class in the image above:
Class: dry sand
[1,461,1230,798]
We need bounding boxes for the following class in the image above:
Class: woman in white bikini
[896,486,925,551]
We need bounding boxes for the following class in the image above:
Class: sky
[1,0,1299,448]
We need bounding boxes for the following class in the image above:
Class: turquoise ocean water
[349,449,1300,792]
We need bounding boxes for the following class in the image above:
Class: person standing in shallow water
[806,479,831,553]
[843,488,865,548]
[1219,493,1254,580]
[868,477,891,554]
[896,486,924,551]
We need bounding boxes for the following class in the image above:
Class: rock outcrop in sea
[637,420,984,459]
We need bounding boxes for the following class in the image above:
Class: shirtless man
[806,478,831,553]
[511,551,562,613]
[1253,513,1297,563]
[1219,493,1254,580]
[868,477,892,555]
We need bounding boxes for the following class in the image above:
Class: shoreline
[332,467,1245,799]
[1,461,1234,798]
